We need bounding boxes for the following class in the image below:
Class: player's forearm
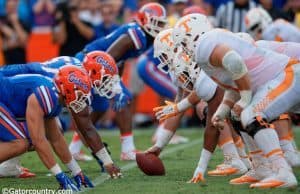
[49,133,72,164]
[33,139,57,169]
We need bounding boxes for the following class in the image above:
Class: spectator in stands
[204,0,230,15]
[93,2,119,39]
[78,0,102,26]
[53,0,95,56]
[168,0,189,27]
[30,0,56,28]
[0,0,30,64]
[215,0,257,32]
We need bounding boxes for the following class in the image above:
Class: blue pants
[137,55,176,100]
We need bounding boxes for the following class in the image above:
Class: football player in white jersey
[162,13,299,188]
[148,28,249,182]
[245,7,300,42]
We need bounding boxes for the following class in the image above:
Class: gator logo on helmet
[96,56,114,73]
[68,72,89,91]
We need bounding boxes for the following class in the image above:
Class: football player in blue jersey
[0,66,94,190]
[0,53,123,178]
[73,2,168,160]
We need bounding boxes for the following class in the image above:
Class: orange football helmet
[135,2,167,37]
[54,65,92,113]
[83,51,122,99]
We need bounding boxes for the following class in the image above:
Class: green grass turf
[0,128,300,194]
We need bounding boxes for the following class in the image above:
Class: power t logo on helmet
[54,65,92,113]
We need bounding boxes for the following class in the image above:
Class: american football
[136,153,165,176]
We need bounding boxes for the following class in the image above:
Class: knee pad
[245,116,274,137]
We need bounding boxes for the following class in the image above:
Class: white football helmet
[172,51,200,92]
[172,13,212,59]
[235,32,255,44]
[245,8,272,38]
[153,28,176,74]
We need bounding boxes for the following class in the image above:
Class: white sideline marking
[82,139,200,192]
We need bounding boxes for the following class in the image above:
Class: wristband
[66,158,82,176]
[237,90,252,108]
[177,98,192,112]
[96,147,113,166]
[50,164,62,176]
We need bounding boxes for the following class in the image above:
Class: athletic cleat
[250,167,297,189]
[284,150,300,167]
[208,157,247,176]
[73,152,93,162]
[120,150,139,161]
[169,134,189,145]
[230,169,259,185]
[17,171,36,178]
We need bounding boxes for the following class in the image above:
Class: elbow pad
[222,50,248,80]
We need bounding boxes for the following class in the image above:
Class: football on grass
[136,153,165,176]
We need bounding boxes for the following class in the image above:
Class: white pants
[241,62,300,127]
[0,157,22,177]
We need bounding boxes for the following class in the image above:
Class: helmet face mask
[54,65,92,114]
[83,51,121,99]
[94,73,121,99]
[136,2,168,38]
[69,90,92,113]
[172,50,200,92]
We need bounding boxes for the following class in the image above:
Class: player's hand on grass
[153,101,179,122]
[74,171,94,189]
[187,166,205,183]
[145,146,162,156]
[105,163,123,179]
[56,172,79,191]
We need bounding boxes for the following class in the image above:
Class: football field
[1,128,300,194]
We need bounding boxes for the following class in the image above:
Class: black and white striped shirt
[215,1,257,32]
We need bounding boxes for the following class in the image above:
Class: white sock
[235,136,248,158]
[240,132,259,152]
[254,128,290,169]
[197,149,212,174]
[69,139,83,155]
[221,141,240,159]
[121,133,135,153]
[66,158,82,176]
[154,124,174,149]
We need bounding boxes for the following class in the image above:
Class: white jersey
[262,19,300,42]
[195,29,290,92]
[256,40,300,60]
[194,70,217,102]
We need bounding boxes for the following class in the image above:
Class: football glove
[55,172,79,191]
[74,171,94,189]
[153,101,179,122]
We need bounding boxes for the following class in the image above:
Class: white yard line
[83,139,201,192]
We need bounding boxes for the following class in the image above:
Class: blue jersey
[0,56,109,113]
[75,23,152,66]
[0,74,61,119]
